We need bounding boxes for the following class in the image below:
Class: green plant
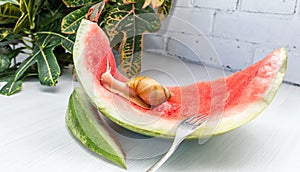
[0,0,172,96]
[0,0,75,95]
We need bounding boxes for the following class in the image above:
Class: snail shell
[126,76,172,107]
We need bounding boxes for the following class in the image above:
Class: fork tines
[186,114,208,125]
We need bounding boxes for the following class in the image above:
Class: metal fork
[147,114,208,172]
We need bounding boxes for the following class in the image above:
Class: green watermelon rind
[66,87,126,168]
[73,19,288,139]
[100,107,170,138]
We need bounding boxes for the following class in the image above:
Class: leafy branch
[0,0,76,95]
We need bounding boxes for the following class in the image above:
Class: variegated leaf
[13,13,30,33]
[120,33,142,78]
[14,0,32,31]
[0,52,38,96]
[0,79,22,96]
[0,44,11,54]
[35,29,61,47]
[0,0,19,6]
[0,3,21,24]
[36,31,75,53]
[0,28,13,41]
[0,67,37,82]
[158,0,172,20]
[104,1,160,77]
[61,4,93,34]
[14,0,43,32]
[62,0,98,8]
[0,31,61,95]
[0,45,21,72]
[142,0,151,9]
[34,31,62,86]
[142,0,164,9]
[9,50,38,81]
[0,68,18,82]
[37,1,69,30]
[105,2,161,39]
[123,0,138,4]
[151,0,164,8]
[61,34,75,53]
[0,57,11,72]
[36,45,61,86]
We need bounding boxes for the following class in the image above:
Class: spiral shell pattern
[126,76,172,107]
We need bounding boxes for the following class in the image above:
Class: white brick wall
[173,0,193,7]
[240,0,297,14]
[153,0,300,85]
[194,0,238,10]
[165,7,214,35]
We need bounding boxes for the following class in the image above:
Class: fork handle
[146,138,184,172]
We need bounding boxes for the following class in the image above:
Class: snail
[100,61,172,109]
[127,76,173,107]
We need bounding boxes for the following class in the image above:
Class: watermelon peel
[66,87,126,168]
[73,19,288,139]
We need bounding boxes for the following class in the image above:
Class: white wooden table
[1,53,300,172]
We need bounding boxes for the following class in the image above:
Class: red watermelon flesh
[73,19,287,138]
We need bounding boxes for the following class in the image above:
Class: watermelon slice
[73,19,287,138]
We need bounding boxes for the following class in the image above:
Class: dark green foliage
[0,0,172,95]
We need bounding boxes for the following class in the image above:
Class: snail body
[127,76,172,107]
[100,61,172,109]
